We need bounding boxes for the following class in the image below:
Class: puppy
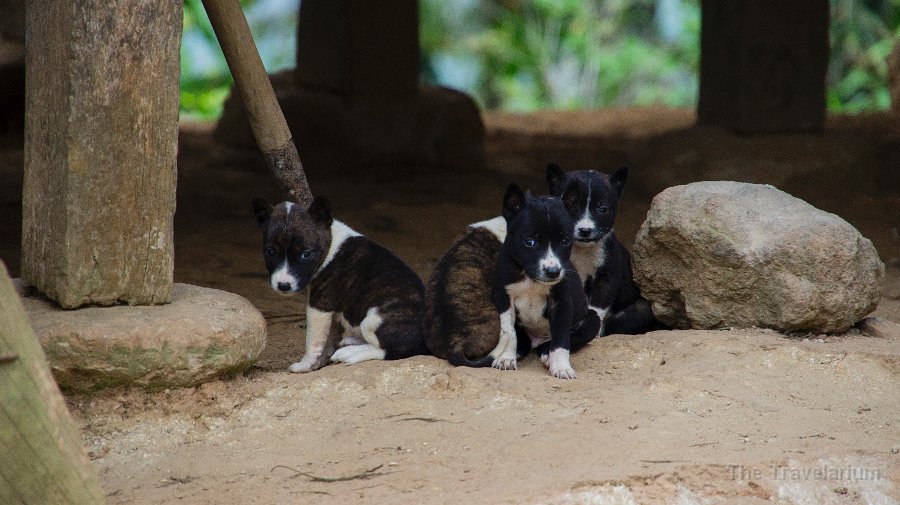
[492,183,601,379]
[546,163,656,336]
[253,196,427,373]
[425,216,509,368]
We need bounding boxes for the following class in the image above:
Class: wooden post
[0,260,106,504]
[22,0,180,308]
[201,0,313,206]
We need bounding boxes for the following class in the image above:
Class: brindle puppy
[253,196,428,373]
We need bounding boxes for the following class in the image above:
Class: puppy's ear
[546,163,566,196]
[610,166,628,197]
[308,196,333,226]
[252,198,272,229]
[502,183,526,221]
[561,180,582,217]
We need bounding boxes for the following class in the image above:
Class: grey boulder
[633,181,884,333]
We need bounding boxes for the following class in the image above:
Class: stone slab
[15,282,267,392]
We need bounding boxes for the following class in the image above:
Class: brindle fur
[425,226,504,366]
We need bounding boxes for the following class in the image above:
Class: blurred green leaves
[179,0,898,120]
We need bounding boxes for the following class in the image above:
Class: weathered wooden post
[0,260,106,504]
[201,0,313,206]
[22,0,182,308]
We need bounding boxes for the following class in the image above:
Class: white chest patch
[506,277,552,336]
[570,234,609,281]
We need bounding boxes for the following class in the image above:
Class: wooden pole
[0,261,106,505]
[201,0,314,206]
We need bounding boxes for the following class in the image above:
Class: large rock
[16,283,266,392]
[633,181,884,333]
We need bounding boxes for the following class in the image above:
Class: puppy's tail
[447,351,495,368]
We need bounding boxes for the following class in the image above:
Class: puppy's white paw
[492,351,518,370]
[288,360,314,373]
[539,352,550,367]
[550,365,577,379]
[330,346,354,363]
[546,348,576,379]
[331,344,386,364]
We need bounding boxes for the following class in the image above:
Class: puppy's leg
[490,307,518,370]
[332,307,387,364]
[337,315,366,347]
[537,311,600,366]
[569,310,602,353]
[590,305,610,337]
[546,348,576,379]
[289,305,333,373]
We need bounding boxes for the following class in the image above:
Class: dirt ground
[1,108,899,504]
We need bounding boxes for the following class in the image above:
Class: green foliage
[179,0,297,122]
[422,0,700,111]
[827,0,899,112]
[179,0,899,120]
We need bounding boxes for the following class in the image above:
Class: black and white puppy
[253,196,427,373]
[546,163,656,336]
[491,184,601,379]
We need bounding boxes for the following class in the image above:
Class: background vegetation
[180,0,899,121]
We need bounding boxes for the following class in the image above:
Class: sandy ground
[1,108,899,504]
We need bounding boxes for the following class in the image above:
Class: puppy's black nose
[277,282,292,292]
[544,265,561,279]
[578,227,593,237]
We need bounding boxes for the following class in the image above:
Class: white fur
[574,210,595,236]
[468,216,507,242]
[538,247,563,278]
[569,232,611,283]
[333,308,386,364]
[331,344,386,364]
[289,305,333,373]
[506,277,552,337]
[575,182,595,235]
[358,307,384,348]
[315,220,361,277]
[591,306,609,337]
[546,348,576,379]
[284,201,294,214]
[270,260,298,294]
[490,308,518,370]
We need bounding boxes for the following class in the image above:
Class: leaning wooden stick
[201,0,313,206]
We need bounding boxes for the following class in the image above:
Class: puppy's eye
[299,250,313,261]
[595,206,610,214]
[524,238,536,248]
[561,237,571,246]
[264,246,277,257]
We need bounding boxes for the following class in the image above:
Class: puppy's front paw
[492,352,518,370]
[549,365,577,379]
[539,352,550,367]
[288,358,317,373]
[545,348,576,379]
